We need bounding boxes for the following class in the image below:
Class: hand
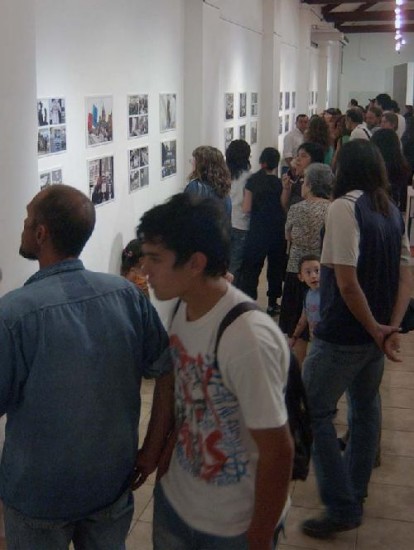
[282,174,292,191]
[383,331,402,362]
[131,449,157,490]
[372,323,399,352]
[288,337,296,349]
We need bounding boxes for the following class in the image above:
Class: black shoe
[301,515,361,539]
[266,304,281,317]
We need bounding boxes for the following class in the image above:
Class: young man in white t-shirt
[137,193,293,550]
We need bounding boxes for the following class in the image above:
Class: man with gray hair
[0,184,174,549]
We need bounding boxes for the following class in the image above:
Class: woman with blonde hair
[185,145,232,218]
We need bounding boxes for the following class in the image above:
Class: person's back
[247,168,284,229]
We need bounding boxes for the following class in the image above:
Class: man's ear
[188,252,208,275]
[35,224,48,245]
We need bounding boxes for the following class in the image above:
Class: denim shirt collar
[24,259,85,286]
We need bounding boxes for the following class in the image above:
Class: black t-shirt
[245,169,285,228]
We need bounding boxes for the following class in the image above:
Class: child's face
[299,260,320,289]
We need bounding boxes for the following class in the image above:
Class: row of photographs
[279,91,296,112]
[225,92,258,121]
[224,122,258,152]
[39,140,177,206]
[37,94,177,157]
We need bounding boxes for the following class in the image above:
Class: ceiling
[302,1,414,33]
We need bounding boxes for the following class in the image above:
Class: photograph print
[224,127,234,152]
[129,145,149,193]
[279,92,283,112]
[250,121,257,145]
[38,128,50,157]
[292,91,296,109]
[159,93,176,132]
[279,116,283,136]
[39,167,63,190]
[88,155,114,205]
[285,91,290,110]
[161,140,177,179]
[251,93,258,117]
[239,92,247,118]
[285,114,290,133]
[37,97,66,156]
[128,94,149,139]
[239,124,246,141]
[86,96,113,147]
[225,93,234,120]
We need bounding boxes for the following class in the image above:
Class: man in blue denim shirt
[0,185,174,549]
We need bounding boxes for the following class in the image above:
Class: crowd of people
[0,91,412,550]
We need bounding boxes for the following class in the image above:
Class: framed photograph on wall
[279,92,283,112]
[39,167,63,189]
[88,155,114,205]
[225,93,234,120]
[250,121,257,145]
[285,114,290,133]
[224,127,234,152]
[292,92,296,109]
[128,94,149,139]
[37,97,66,156]
[160,94,176,132]
[161,140,177,179]
[285,92,290,110]
[129,145,149,193]
[251,93,258,117]
[86,96,113,147]
[239,124,246,141]
[239,93,247,118]
[279,116,283,136]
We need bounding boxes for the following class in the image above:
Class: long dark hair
[305,116,331,152]
[334,139,391,215]
[371,129,410,185]
[226,140,251,179]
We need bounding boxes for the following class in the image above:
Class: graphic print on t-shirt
[170,334,250,486]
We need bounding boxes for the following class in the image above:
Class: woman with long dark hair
[305,116,334,166]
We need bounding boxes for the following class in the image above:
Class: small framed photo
[292,92,296,109]
[128,94,149,138]
[86,96,113,147]
[239,124,246,141]
[279,92,283,112]
[50,126,66,154]
[279,116,283,135]
[161,140,177,179]
[239,92,247,118]
[225,93,234,120]
[40,167,63,189]
[38,128,50,156]
[224,127,234,153]
[285,114,290,133]
[250,121,257,145]
[88,155,114,205]
[251,93,258,117]
[160,94,176,132]
[37,97,67,156]
[129,146,149,193]
[285,92,290,110]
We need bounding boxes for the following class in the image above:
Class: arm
[132,371,175,489]
[281,174,293,212]
[247,424,293,550]
[334,265,400,360]
[289,308,308,348]
[242,188,253,214]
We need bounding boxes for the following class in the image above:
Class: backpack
[172,299,313,481]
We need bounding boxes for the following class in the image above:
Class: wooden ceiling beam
[325,10,414,23]
[303,0,384,5]
[338,23,414,33]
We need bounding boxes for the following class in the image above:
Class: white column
[0,0,38,296]
[317,44,328,111]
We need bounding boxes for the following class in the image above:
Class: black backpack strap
[214,301,263,357]
[169,299,182,330]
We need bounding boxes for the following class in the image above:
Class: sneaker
[301,515,361,539]
[266,304,281,317]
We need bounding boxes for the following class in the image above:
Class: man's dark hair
[137,193,230,277]
[296,113,308,122]
[375,93,393,111]
[368,106,382,119]
[298,254,320,272]
[297,142,325,164]
[390,100,400,113]
[33,185,96,256]
[259,147,280,170]
[226,139,251,179]
[334,139,391,215]
[346,109,363,124]
[349,99,358,107]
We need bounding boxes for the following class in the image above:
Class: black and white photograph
[315,91,318,104]
[279,116,283,136]
[49,98,66,125]
[292,91,296,109]
[250,121,257,145]
[51,168,63,185]
[311,91,315,105]
[37,99,49,127]
[129,145,149,193]
[86,96,113,147]
[159,93,176,132]
[88,155,114,205]
[285,114,290,133]
[279,92,283,112]
[239,124,246,141]
[128,95,149,139]
[39,167,63,189]
[224,127,234,152]
[285,91,290,110]
[225,93,234,120]
[50,126,66,154]
[38,128,50,156]
[161,140,177,179]
[251,93,258,117]
[239,93,247,118]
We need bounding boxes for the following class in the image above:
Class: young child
[121,239,149,297]
[289,254,320,350]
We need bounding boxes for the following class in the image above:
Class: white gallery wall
[340,33,414,112]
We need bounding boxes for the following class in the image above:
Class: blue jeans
[4,490,134,550]
[302,338,384,523]
[153,483,249,550]
[230,228,247,288]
